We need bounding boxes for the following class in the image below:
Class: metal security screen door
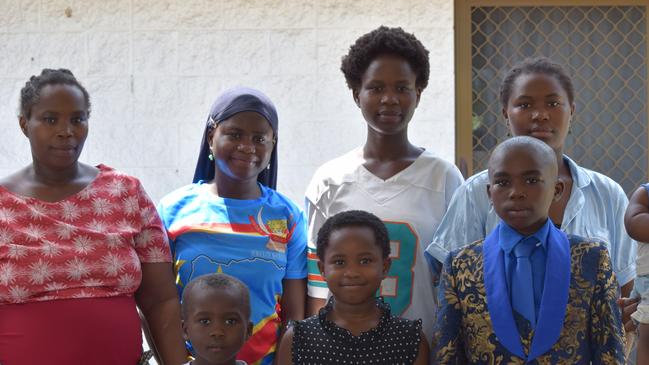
[455,1,648,194]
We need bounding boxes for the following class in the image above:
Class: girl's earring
[208,153,214,161]
[505,119,511,137]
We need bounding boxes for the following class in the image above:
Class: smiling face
[183,286,252,365]
[503,72,575,153]
[208,111,275,185]
[353,54,422,136]
[19,83,89,169]
[317,226,390,306]
[487,144,563,236]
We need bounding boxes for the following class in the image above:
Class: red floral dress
[0,165,171,365]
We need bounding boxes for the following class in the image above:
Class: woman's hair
[499,57,575,107]
[19,68,91,119]
[316,210,390,260]
[340,26,430,91]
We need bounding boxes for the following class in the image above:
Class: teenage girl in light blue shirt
[427,57,636,295]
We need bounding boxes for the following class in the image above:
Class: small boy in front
[433,136,624,364]
[181,273,253,365]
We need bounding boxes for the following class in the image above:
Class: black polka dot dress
[291,298,422,364]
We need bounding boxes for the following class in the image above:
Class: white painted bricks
[0,0,455,204]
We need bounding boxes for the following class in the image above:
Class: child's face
[208,111,275,184]
[488,147,562,236]
[503,72,574,153]
[183,287,252,365]
[318,226,390,306]
[353,54,422,136]
[19,84,89,170]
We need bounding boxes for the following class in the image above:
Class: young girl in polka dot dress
[276,210,428,365]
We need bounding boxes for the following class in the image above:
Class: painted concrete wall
[0,0,455,204]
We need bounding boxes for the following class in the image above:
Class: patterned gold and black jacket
[432,224,625,365]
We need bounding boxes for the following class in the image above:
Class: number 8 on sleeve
[380,221,417,315]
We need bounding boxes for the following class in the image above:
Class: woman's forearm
[281,279,307,326]
[140,297,187,365]
[136,263,187,365]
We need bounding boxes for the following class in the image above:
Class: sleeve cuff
[307,284,329,298]
[616,264,636,287]
[426,241,450,263]
[284,270,308,280]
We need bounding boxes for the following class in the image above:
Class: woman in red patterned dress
[0,69,186,365]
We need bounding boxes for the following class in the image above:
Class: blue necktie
[512,237,538,328]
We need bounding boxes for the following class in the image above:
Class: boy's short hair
[340,26,430,91]
[181,273,251,319]
[316,210,390,260]
[488,136,558,179]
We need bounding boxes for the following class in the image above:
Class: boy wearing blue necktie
[432,136,624,364]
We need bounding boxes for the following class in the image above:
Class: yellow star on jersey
[174,259,186,286]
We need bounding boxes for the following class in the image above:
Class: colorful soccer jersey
[158,183,307,365]
[305,148,463,341]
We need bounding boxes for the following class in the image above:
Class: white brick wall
[0,0,455,204]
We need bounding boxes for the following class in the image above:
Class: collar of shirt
[498,219,552,324]
[498,218,552,256]
[563,155,591,190]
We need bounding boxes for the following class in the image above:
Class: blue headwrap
[193,87,279,189]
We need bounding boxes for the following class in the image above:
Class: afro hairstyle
[340,26,430,91]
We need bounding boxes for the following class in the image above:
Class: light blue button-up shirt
[426,155,637,286]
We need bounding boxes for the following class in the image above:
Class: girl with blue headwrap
[158,87,307,365]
